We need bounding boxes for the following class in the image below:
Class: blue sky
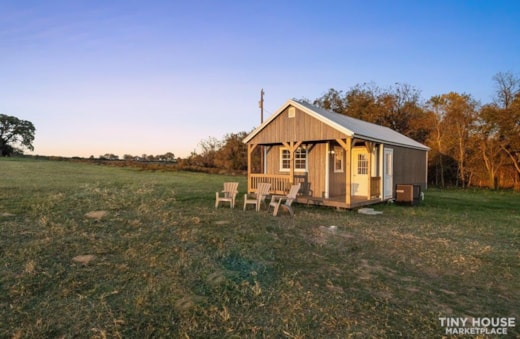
[1,1,518,158]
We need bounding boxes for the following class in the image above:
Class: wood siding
[248,106,349,145]
[391,145,428,189]
[329,146,346,198]
[265,143,327,198]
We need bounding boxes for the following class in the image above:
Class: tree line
[2,72,519,189]
[311,72,520,190]
[95,152,176,162]
[190,72,519,189]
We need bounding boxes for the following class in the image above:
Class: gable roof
[243,99,430,151]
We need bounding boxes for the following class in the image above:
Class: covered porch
[246,138,386,209]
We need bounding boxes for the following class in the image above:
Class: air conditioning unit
[395,184,421,205]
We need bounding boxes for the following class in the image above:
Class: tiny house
[243,99,429,209]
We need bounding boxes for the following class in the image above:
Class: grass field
[1,158,519,338]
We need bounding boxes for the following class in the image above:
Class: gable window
[280,146,307,172]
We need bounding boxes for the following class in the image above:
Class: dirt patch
[84,210,108,220]
[214,220,230,225]
[72,254,96,265]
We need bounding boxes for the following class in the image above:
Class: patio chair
[268,183,301,216]
[215,182,239,208]
[243,182,271,211]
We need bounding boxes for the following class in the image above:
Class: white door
[383,148,393,199]
[351,148,369,196]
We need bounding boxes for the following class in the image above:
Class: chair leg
[215,193,219,208]
[272,203,280,216]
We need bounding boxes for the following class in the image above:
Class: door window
[357,154,368,175]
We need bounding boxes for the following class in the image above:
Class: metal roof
[244,99,430,151]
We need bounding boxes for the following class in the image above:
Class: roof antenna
[259,88,264,123]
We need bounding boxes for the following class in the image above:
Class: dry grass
[0,158,518,338]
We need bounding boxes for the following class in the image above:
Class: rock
[84,210,108,220]
[72,254,96,265]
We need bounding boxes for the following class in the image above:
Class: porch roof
[243,99,430,151]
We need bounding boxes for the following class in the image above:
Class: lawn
[1,158,518,338]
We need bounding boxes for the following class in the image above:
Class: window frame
[279,146,308,172]
[333,147,344,173]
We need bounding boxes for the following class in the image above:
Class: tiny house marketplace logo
[438,317,516,336]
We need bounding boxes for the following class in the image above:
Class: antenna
[259,88,264,123]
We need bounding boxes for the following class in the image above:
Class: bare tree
[425,96,448,187]
[493,72,520,109]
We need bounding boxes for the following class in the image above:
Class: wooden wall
[329,145,347,198]
[248,106,348,144]
[391,145,428,189]
[265,143,327,198]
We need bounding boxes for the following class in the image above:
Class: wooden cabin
[243,99,430,209]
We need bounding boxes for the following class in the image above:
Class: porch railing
[250,174,382,198]
[370,177,381,197]
[249,174,290,194]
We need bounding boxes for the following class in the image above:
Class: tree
[313,88,347,114]
[314,83,427,141]
[476,73,520,190]
[214,132,248,171]
[0,114,36,156]
[441,92,478,188]
[343,83,381,122]
[425,95,449,187]
[159,152,176,162]
[493,71,520,109]
[378,83,427,141]
[498,93,520,188]
[100,153,119,160]
[188,136,221,168]
[478,103,508,189]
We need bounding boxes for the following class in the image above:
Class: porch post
[247,143,257,193]
[324,142,330,199]
[345,138,352,206]
[366,142,374,200]
[336,138,352,207]
[282,141,302,187]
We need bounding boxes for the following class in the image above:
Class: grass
[1,158,518,338]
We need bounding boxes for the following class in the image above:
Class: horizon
[1,1,519,158]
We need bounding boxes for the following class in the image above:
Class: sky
[1,1,519,158]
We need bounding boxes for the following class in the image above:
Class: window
[334,148,343,172]
[280,146,307,171]
[280,149,291,171]
[294,147,307,170]
[357,154,368,175]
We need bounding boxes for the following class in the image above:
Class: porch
[249,173,382,209]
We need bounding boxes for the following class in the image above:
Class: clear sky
[1,1,519,158]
